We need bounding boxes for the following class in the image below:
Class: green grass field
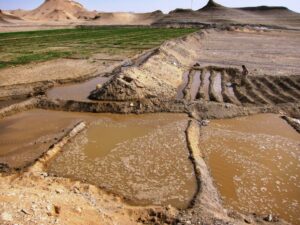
[0,27,198,69]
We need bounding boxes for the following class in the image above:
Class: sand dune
[92,11,164,25]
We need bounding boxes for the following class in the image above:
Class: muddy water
[177,71,189,99]
[48,113,197,209]
[47,76,111,101]
[200,114,300,224]
[227,85,240,104]
[201,70,211,100]
[190,71,201,101]
[0,109,96,169]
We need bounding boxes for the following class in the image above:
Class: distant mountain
[239,6,290,12]
[153,0,300,29]
[199,0,226,11]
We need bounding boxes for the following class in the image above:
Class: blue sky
[1,0,299,13]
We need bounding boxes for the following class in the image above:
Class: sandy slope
[90,11,164,26]
[0,10,22,24]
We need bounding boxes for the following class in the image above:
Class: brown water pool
[0,109,95,169]
[200,114,300,224]
[46,76,111,101]
[47,113,197,209]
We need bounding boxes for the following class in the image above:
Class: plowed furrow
[259,77,297,103]
[244,78,272,105]
[232,84,255,104]
[272,78,300,100]
[251,79,286,104]
[220,71,240,104]
[282,77,300,91]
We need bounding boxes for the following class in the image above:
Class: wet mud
[47,76,111,102]
[0,109,95,169]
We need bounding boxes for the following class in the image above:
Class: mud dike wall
[89,31,203,101]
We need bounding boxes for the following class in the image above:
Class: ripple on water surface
[200,114,300,224]
[48,113,197,209]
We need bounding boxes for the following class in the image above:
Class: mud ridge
[243,78,270,105]
[183,70,194,101]
[282,116,300,133]
[28,121,86,172]
[220,70,240,104]
[0,98,38,119]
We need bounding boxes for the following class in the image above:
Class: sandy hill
[0,10,8,23]
[8,9,29,18]
[153,0,300,29]
[23,0,96,21]
[200,0,225,11]
[0,9,22,23]
[92,10,164,25]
